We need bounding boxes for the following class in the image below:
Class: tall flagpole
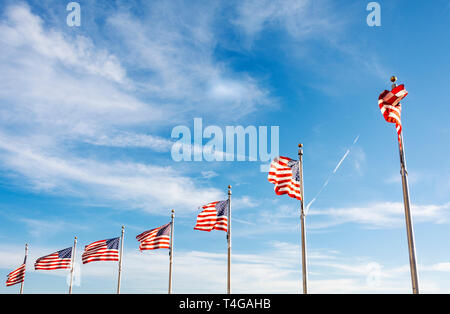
[117,226,125,294]
[298,143,308,294]
[19,243,28,295]
[68,237,77,294]
[227,185,232,294]
[391,76,420,294]
[168,209,175,294]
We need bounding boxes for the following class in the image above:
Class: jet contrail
[306,135,360,215]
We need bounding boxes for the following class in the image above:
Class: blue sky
[0,0,449,294]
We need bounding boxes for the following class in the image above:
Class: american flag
[378,84,408,144]
[35,247,72,270]
[6,262,26,287]
[82,237,119,264]
[136,223,172,250]
[194,200,229,232]
[268,156,302,201]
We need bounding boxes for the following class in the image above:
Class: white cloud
[429,263,450,272]
[309,202,450,229]
[201,170,219,179]
[229,199,450,237]
[2,241,449,293]
[106,2,272,118]
[0,4,169,148]
[1,4,126,83]
[18,218,81,238]
[233,0,336,42]
[0,133,221,213]
[83,131,174,152]
[0,3,275,213]
[0,3,270,214]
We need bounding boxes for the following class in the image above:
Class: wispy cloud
[2,241,448,293]
[310,202,450,229]
[106,1,272,118]
[1,4,126,84]
[0,3,268,213]
[0,4,167,145]
[0,133,222,214]
[233,0,337,43]
[83,132,174,152]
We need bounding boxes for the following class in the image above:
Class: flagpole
[117,226,125,294]
[19,243,28,295]
[298,143,308,294]
[68,237,77,294]
[168,209,175,294]
[227,185,232,294]
[391,76,420,294]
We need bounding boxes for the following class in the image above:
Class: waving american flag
[194,200,229,232]
[35,247,72,270]
[136,222,171,250]
[6,263,26,287]
[378,84,408,143]
[268,156,302,201]
[82,237,119,264]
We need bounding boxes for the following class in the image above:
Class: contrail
[306,135,360,215]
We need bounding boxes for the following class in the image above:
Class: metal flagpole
[168,209,175,294]
[117,226,125,294]
[227,185,232,294]
[391,76,420,294]
[69,237,77,294]
[298,143,308,294]
[19,243,28,295]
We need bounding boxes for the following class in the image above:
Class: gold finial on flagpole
[391,76,398,88]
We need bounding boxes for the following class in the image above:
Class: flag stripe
[6,264,26,287]
[136,223,172,251]
[82,238,119,264]
[379,84,408,144]
[194,200,229,232]
[268,156,302,200]
[35,248,72,271]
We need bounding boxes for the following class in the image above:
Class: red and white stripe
[379,84,408,143]
[82,240,119,264]
[35,253,71,270]
[136,224,171,250]
[6,264,26,287]
[268,156,302,201]
[194,201,228,232]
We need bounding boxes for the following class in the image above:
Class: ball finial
[298,143,303,148]
[391,76,397,83]
[228,185,232,189]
